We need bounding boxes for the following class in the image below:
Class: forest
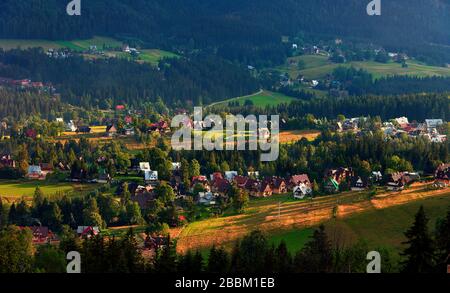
[0,48,259,108]
[0,0,449,66]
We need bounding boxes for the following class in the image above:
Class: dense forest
[1,0,449,65]
[0,89,62,120]
[0,49,259,108]
[331,67,450,96]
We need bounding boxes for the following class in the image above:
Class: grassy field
[0,180,76,200]
[175,184,450,254]
[277,54,450,80]
[0,37,178,66]
[210,90,298,108]
[0,36,122,51]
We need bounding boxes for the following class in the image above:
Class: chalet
[256,182,273,197]
[39,163,54,178]
[145,235,168,250]
[370,171,383,184]
[234,175,249,188]
[191,176,209,192]
[131,186,155,209]
[139,162,151,172]
[351,176,369,191]
[293,183,312,199]
[0,154,15,168]
[20,226,56,244]
[244,178,260,196]
[27,165,43,180]
[198,192,216,205]
[323,168,354,193]
[66,120,77,132]
[171,162,181,171]
[105,125,117,137]
[247,171,260,179]
[212,178,231,195]
[144,170,158,183]
[224,171,238,181]
[425,119,443,131]
[386,172,409,191]
[210,172,224,182]
[289,174,311,190]
[149,120,169,133]
[77,226,100,238]
[434,164,450,188]
[265,177,287,194]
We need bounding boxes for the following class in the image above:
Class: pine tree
[434,207,450,272]
[401,206,435,273]
[293,225,333,273]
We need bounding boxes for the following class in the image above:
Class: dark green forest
[1,0,450,65]
[0,49,259,108]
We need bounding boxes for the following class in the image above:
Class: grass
[176,186,450,254]
[325,194,450,253]
[138,49,179,66]
[210,90,297,108]
[0,36,122,51]
[0,180,75,199]
[276,54,450,80]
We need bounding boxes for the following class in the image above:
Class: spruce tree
[401,206,435,273]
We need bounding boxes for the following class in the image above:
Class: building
[144,170,158,182]
[351,176,368,191]
[77,226,100,238]
[106,125,117,137]
[293,183,312,199]
[434,164,450,188]
[27,165,43,180]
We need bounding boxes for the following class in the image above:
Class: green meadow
[210,90,297,108]
[277,54,450,80]
[0,180,75,198]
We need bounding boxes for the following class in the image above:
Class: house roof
[290,174,311,185]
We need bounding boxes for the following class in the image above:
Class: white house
[139,162,151,172]
[224,171,238,181]
[66,120,77,132]
[293,183,312,199]
[145,170,158,182]
[425,119,443,130]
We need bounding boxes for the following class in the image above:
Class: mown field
[277,54,450,80]
[175,184,450,255]
[0,180,93,202]
[210,90,298,108]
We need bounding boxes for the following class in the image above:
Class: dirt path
[175,184,450,253]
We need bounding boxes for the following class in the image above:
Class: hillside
[1,0,450,65]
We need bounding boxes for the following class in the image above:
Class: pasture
[210,90,298,108]
[277,54,450,80]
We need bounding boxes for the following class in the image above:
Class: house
[131,186,155,209]
[20,226,56,244]
[247,171,260,179]
[171,162,181,171]
[370,171,383,184]
[0,154,16,168]
[149,120,170,133]
[434,164,450,188]
[289,174,311,190]
[144,170,158,182]
[27,165,43,180]
[191,175,211,192]
[115,105,125,111]
[234,175,249,188]
[139,162,151,172]
[265,177,287,194]
[425,119,443,130]
[212,178,231,195]
[244,178,260,196]
[351,176,369,191]
[323,168,354,193]
[224,171,238,181]
[210,172,224,182]
[198,192,216,205]
[105,125,117,137]
[66,120,77,132]
[77,226,100,238]
[293,183,312,199]
[39,163,54,178]
[386,172,408,191]
[256,182,273,197]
